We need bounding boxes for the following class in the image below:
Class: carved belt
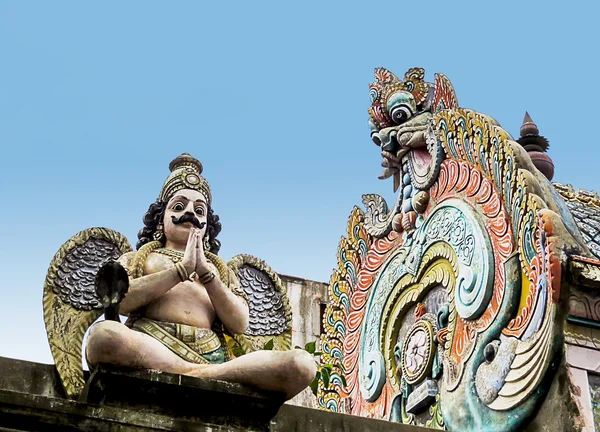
[128,317,224,365]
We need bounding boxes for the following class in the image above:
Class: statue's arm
[117,251,181,315]
[203,270,249,335]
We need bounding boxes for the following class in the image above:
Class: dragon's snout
[372,128,400,153]
[372,113,431,154]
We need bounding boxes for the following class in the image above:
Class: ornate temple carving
[318,67,599,431]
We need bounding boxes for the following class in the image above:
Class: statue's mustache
[171,213,206,230]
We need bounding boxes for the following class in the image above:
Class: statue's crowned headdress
[159,153,212,205]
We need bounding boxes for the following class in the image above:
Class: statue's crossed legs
[86,320,317,400]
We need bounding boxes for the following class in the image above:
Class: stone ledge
[0,388,239,431]
[0,356,64,399]
[0,356,430,431]
[273,404,432,432]
[81,366,285,430]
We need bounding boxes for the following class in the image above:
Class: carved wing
[487,308,554,411]
[43,227,131,399]
[226,254,292,353]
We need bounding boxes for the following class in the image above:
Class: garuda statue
[43,153,316,400]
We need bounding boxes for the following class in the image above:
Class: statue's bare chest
[141,253,216,325]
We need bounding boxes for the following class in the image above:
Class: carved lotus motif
[401,320,436,385]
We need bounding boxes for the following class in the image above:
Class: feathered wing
[226,254,292,353]
[487,306,555,411]
[43,227,132,399]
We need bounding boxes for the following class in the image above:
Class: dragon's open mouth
[375,113,432,191]
[409,147,432,182]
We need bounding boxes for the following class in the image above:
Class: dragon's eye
[390,104,414,125]
[386,91,417,125]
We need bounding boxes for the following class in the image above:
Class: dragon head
[368,67,458,192]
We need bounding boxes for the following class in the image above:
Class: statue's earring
[153,225,165,242]
[203,236,210,251]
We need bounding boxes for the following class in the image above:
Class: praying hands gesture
[181,228,213,281]
[179,228,248,333]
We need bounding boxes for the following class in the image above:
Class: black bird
[95,261,129,322]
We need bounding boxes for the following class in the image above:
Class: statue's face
[163,188,208,245]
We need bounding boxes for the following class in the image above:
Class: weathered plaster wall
[280,274,329,409]
[563,343,600,432]
[280,274,329,349]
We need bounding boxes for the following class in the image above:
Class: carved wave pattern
[344,232,398,417]
[428,160,513,372]
[432,108,569,427]
[318,206,399,415]
[318,207,374,412]
[434,109,561,339]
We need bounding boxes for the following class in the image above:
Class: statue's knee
[86,321,126,363]
[289,350,317,385]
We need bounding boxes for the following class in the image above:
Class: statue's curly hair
[136,199,222,254]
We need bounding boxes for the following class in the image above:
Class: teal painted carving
[320,67,583,431]
[439,254,539,431]
[359,199,494,401]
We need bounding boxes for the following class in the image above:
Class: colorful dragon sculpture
[318,67,587,430]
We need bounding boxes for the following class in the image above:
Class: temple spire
[517,112,554,180]
[520,112,539,137]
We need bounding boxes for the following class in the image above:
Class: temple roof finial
[520,111,540,137]
[517,111,553,180]
[517,111,549,152]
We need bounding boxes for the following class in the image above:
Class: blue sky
[1,1,599,364]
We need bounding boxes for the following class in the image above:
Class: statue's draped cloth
[126,317,225,364]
